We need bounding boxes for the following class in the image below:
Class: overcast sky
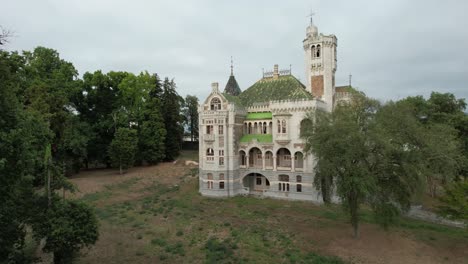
[2,0,467,102]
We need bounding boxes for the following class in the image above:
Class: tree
[0,26,13,46]
[183,95,199,142]
[108,128,138,174]
[303,92,435,238]
[32,199,99,264]
[139,74,166,164]
[437,179,468,225]
[161,78,184,160]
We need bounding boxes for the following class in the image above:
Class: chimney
[273,64,279,79]
[211,82,219,92]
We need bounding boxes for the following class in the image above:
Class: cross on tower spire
[230,56,234,76]
[307,10,315,26]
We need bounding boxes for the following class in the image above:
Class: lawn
[64,151,467,264]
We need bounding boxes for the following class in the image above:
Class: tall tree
[183,95,199,142]
[302,92,456,238]
[139,74,166,164]
[108,128,138,174]
[161,78,184,160]
[0,50,51,261]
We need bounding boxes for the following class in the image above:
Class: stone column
[273,156,277,171]
[291,155,295,172]
[246,155,249,168]
[262,155,265,170]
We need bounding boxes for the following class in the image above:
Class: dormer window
[210,97,221,110]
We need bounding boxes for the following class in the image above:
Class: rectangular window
[219,173,225,180]
[297,184,302,192]
[219,150,224,156]
[296,175,302,183]
[256,177,262,185]
[219,157,224,165]
[219,181,225,189]
[206,125,213,134]
[207,181,213,189]
[218,125,224,135]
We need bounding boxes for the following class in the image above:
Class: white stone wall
[303,24,337,112]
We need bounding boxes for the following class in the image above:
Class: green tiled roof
[238,75,312,106]
[222,93,243,106]
[246,112,273,120]
[239,134,273,143]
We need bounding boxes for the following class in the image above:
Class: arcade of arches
[239,148,304,172]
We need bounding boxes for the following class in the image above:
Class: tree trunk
[47,164,51,207]
[119,164,122,175]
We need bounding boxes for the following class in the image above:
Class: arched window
[265,151,273,168]
[300,119,313,137]
[281,120,287,133]
[263,122,267,134]
[206,148,214,156]
[210,97,221,110]
[239,150,246,166]
[294,152,304,169]
[311,45,316,58]
[316,45,321,58]
[277,120,281,133]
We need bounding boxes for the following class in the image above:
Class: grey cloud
[2,0,467,102]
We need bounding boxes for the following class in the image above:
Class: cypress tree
[161,78,184,161]
[139,74,166,164]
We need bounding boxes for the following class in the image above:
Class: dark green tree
[32,198,99,264]
[108,128,138,174]
[0,50,51,261]
[139,74,166,164]
[183,95,199,142]
[302,92,456,238]
[161,78,184,160]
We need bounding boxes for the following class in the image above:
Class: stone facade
[198,21,349,202]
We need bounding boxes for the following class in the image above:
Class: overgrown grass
[76,163,468,264]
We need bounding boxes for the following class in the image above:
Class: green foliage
[108,128,138,174]
[32,199,99,264]
[438,179,468,224]
[183,95,199,142]
[302,91,465,237]
[204,237,237,264]
[161,78,184,161]
[139,74,166,164]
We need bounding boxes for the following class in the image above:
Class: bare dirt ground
[66,152,467,264]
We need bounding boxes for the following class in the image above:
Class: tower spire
[307,10,315,26]
[230,56,234,76]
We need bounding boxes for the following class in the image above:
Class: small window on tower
[311,45,316,58]
[316,45,321,58]
[210,97,221,110]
